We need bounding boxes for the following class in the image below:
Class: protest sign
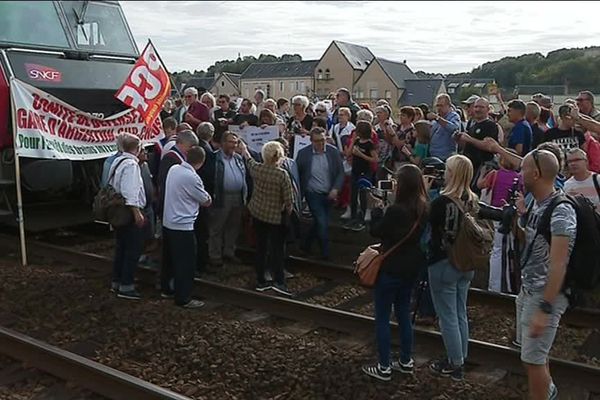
[11,78,163,160]
[293,135,311,159]
[115,40,171,126]
[228,125,279,153]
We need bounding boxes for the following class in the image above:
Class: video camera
[422,157,445,190]
[478,176,520,234]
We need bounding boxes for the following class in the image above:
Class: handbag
[353,212,422,288]
[93,158,132,228]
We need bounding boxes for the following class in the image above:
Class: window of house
[385,90,391,99]
[317,69,323,80]
[279,81,284,92]
[221,81,225,87]
[325,69,330,80]
[369,89,378,99]
[266,84,271,98]
[448,88,455,94]
[295,81,299,91]
[300,81,305,92]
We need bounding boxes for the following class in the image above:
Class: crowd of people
[104,84,600,399]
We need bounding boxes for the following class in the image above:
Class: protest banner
[228,125,279,153]
[11,78,163,160]
[115,40,171,126]
[293,134,311,159]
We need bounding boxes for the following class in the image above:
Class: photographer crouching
[361,164,429,381]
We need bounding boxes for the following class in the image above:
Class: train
[0,0,140,230]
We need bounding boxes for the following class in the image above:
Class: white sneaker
[340,207,351,220]
[365,208,372,222]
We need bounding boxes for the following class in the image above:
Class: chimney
[403,59,407,64]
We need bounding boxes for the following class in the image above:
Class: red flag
[115,41,171,126]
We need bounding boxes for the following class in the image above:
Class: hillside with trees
[172,53,302,88]
[448,46,600,91]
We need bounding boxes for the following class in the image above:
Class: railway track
[4,235,600,396]
[0,326,191,400]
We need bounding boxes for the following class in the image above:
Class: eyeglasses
[576,97,591,102]
[532,150,543,177]
[312,138,325,143]
[566,158,587,164]
[184,95,193,98]
[316,109,326,113]
[293,103,303,106]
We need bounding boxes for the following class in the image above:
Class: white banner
[228,125,279,153]
[293,134,311,159]
[11,78,163,160]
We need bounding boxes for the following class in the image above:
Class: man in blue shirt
[507,99,533,156]
[427,94,461,161]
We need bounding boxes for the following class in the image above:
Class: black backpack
[530,193,600,305]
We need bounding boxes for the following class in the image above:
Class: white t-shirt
[564,173,600,210]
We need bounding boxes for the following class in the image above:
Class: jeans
[428,258,474,366]
[303,191,330,257]
[350,173,368,221]
[374,272,415,367]
[194,208,210,273]
[253,217,286,285]
[112,221,145,292]
[164,227,197,305]
[208,192,243,261]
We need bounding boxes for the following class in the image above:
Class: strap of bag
[380,209,423,259]
[107,157,128,186]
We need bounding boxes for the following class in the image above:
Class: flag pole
[148,38,182,98]
[9,78,27,267]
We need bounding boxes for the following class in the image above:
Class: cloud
[120,1,600,74]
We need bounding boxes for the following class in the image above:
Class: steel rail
[0,326,191,400]
[236,246,600,330]
[4,235,600,392]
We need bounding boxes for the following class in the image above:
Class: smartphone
[378,180,393,191]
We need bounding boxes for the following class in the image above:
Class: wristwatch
[539,300,553,314]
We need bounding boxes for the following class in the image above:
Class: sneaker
[160,292,174,299]
[110,282,119,293]
[340,207,352,220]
[284,269,295,279]
[117,289,141,300]
[264,271,273,282]
[342,220,354,230]
[272,283,292,296]
[255,282,272,292]
[362,363,392,381]
[511,339,521,348]
[429,359,464,381]
[548,382,558,400]
[351,220,366,232]
[391,358,414,374]
[181,299,205,309]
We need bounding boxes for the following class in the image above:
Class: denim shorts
[516,287,568,365]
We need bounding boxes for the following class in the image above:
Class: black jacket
[370,204,427,280]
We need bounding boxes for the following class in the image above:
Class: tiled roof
[400,79,445,107]
[333,40,375,70]
[183,77,215,91]
[376,58,417,89]
[240,60,319,79]
[223,72,240,86]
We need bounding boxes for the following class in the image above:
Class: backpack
[528,193,600,304]
[446,197,495,272]
[92,158,132,227]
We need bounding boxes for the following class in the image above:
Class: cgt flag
[115,40,171,126]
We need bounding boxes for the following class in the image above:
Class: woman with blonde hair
[200,92,217,122]
[427,154,477,382]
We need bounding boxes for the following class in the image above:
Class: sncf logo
[25,63,62,83]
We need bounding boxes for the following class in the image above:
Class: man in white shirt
[564,148,600,210]
[163,146,212,308]
[108,133,146,300]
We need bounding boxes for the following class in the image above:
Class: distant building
[445,78,495,103]
[353,58,417,105]
[314,40,375,98]
[210,72,241,97]
[239,60,319,99]
[182,77,215,94]
[399,78,446,108]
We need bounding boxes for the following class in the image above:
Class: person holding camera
[362,164,429,381]
[427,154,478,381]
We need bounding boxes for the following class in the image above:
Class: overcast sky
[121,1,600,74]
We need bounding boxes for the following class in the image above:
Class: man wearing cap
[576,91,600,122]
[462,95,480,131]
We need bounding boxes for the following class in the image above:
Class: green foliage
[458,87,481,102]
[171,53,303,88]
[454,46,600,91]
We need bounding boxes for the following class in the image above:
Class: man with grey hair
[108,133,146,300]
[254,89,266,116]
[101,133,127,188]
[173,87,197,124]
[428,93,461,160]
[183,87,210,130]
[576,90,600,122]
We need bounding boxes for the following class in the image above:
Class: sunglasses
[532,150,543,177]
[566,158,587,164]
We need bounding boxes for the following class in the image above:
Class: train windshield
[60,1,137,55]
[0,1,70,49]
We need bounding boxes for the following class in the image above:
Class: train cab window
[61,1,137,55]
[0,1,70,48]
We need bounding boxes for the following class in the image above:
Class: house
[314,40,375,98]
[182,76,216,94]
[353,58,417,106]
[239,60,319,99]
[210,72,241,97]
[445,78,495,103]
[399,78,446,107]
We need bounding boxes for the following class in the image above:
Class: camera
[422,157,445,190]
[292,120,302,134]
[378,180,393,191]
[478,177,520,234]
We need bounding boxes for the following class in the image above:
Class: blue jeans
[112,221,145,291]
[374,272,415,367]
[303,191,330,257]
[428,258,474,366]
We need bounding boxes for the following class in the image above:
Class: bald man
[515,150,576,400]
[458,97,499,173]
